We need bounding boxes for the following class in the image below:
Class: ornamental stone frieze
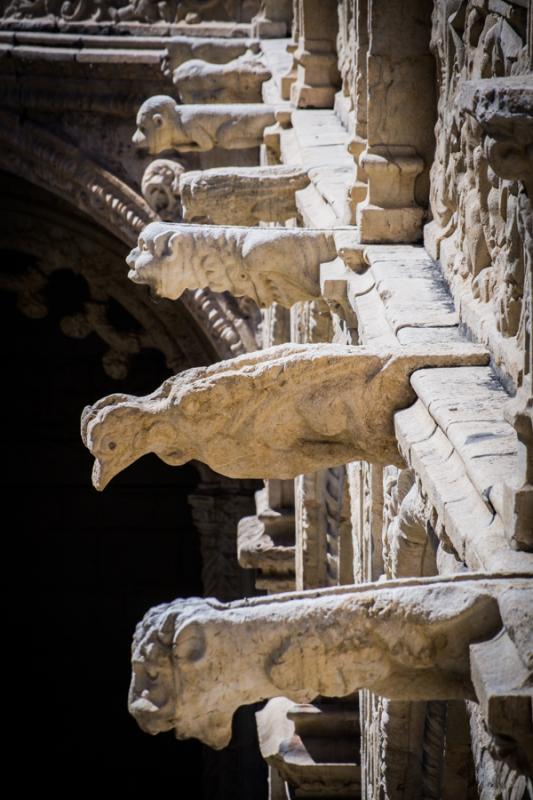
[81,341,488,489]
[132,97,289,154]
[128,576,531,751]
[172,54,272,104]
[141,162,310,224]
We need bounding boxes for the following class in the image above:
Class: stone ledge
[395,367,531,575]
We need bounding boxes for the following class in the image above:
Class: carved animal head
[129,598,238,749]
[81,400,148,490]
[141,159,184,220]
[126,221,204,300]
[132,96,182,155]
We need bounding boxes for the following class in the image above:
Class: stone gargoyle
[132,96,286,154]
[81,342,487,491]
[172,54,272,104]
[166,36,260,71]
[140,162,310,225]
[127,575,531,749]
[126,222,337,307]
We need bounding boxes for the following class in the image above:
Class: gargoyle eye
[108,441,117,451]
[141,240,149,252]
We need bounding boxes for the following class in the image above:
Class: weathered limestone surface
[426,3,530,385]
[81,341,488,489]
[256,696,361,795]
[172,54,272,104]
[251,0,292,38]
[132,97,279,153]
[179,165,310,224]
[126,223,337,307]
[140,158,184,221]
[128,576,530,749]
[237,486,295,593]
[166,36,260,70]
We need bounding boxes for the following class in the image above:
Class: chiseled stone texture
[126,223,336,307]
[81,341,488,489]
[132,97,278,154]
[178,165,310,225]
[128,576,529,749]
[172,54,272,104]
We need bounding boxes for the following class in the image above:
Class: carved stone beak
[91,457,117,492]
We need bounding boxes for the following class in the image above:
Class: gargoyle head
[129,597,237,749]
[126,221,201,300]
[132,96,181,155]
[141,159,184,220]
[81,399,147,490]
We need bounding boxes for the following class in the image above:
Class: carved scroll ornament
[128,576,530,749]
[81,342,488,490]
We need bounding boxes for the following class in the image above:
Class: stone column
[357,0,436,242]
[343,0,369,223]
[289,0,340,109]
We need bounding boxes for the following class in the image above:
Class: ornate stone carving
[251,0,292,38]
[81,341,488,489]
[141,163,310,225]
[166,36,260,70]
[126,223,337,307]
[256,696,360,796]
[458,74,533,552]
[132,97,280,154]
[172,54,271,104]
[237,486,295,593]
[1,0,260,24]
[179,166,310,225]
[140,158,185,222]
[128,576,527,749]
[426,1,530,383]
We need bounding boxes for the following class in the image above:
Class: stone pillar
[344,0,369,223]
[289,0,340,109]
[356,0,436,242]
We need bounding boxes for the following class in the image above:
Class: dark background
[1,250,265,795]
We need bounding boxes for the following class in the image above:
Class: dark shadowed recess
[0,243,266,796]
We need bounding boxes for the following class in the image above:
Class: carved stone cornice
[81,341,488,489]
[127,575,531,750]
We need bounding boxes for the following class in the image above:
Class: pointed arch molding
[0,110,258,361]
